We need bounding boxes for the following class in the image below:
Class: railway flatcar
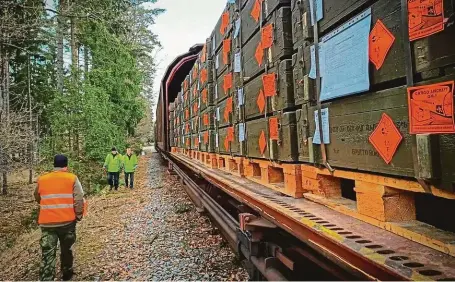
[155,0,455,280]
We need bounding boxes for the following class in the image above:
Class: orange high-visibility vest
[38,171,77,224]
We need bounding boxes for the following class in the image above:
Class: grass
[174,203,193,214]
[21,207,39,230]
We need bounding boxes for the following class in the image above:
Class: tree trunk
[56,0,66,95]
[2,172,7,195]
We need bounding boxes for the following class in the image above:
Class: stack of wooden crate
[171,0,455,202]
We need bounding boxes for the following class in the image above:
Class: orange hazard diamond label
[204,131,209,144]
[202,88,208,104]
[269,117,279,140]
[257,89,265,114]
[251,0,262,23]
[261,24,273,49]
[223,73,233,94]
[255,42,264,66]
[369,19,395,70]
[263,73,277,97]
[220,12,230,35]
[259,130,267,155]
[200,68,208,84]
[369,113,403,164]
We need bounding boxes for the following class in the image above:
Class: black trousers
[125,172,134,188]
[108,172,120,190]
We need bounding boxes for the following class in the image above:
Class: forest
[0,0,163,194]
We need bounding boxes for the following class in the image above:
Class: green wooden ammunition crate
[200,83,215,112]
[214,38,234,79]
[182,75,190,95]
[200,106,215,131]
[297,0,455,93]
[291,0,312,50]
[190,60,199,87]
[240,0,291,46]
[292,51,315,106]
[296,105,311,163]
[241,59,294,121]
[308,74,455,192]
[217,125,241,155]
[190,81,199,102]
[245,112,298,161]
[216,96,237,128]
[183,90,190,108]
[190,116,199,134]
[200,60,214,89]
[212,4,235,54]
[215,69,235,103]
[242,7,293,80]
[309,88,414,177]
[199,130,217,153]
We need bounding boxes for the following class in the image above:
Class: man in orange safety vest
[34,154,86,281]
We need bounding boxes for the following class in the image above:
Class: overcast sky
[149,0,226,97]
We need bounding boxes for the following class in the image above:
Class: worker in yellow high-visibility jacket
[34,154,87,281]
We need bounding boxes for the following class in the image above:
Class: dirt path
[0,152,247,281]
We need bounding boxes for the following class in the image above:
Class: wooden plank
[240,0,291,46]
[242,7,293,80]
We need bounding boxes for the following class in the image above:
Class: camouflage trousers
[39,222,76,281]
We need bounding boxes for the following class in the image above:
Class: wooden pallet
[243,158,304,198]
[216,154,244,177]
[197,152,218,169]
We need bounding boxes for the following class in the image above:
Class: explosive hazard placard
[408,0,444,41]
[407,81,455,134]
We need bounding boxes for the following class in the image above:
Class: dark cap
[111,147,117,151]
[54,154,68,168]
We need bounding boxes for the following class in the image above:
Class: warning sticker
[193,102,198,114]
[255,42,264,66]
[185,109,189,120]
[259,130,267,155]
[204,131,209,144]
[408,0,444,41]
[202,88,208,104]
[220,12,230,35]
[261,24,274,49]
[223,73,233,94]
[407,81,455,134]
[227,127,234,141]
[251,0,261,23]
[224,97,233,122]
[203,113,209,126]
[369,19,395,70]
[269,117,279,140]
[223,39,231,65]
[256,89,266,114]
[262,73,277,97]
[369,113,403,164]
[200,68,208,85]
